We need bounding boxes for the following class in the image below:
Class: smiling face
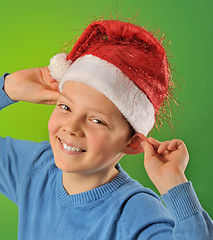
[48,81,134,181]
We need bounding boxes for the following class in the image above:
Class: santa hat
[48,20,169,136]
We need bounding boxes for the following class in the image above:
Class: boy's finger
[141,141,156,159]
[147,137,160,150]
[42,90,60,105]
[167,139,178,151]
[51,81,60,91]
[157,141,170,154]
[142,141,164,171]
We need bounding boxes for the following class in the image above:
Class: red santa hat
[48,20,169,136]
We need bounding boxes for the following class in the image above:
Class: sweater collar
[57,164,130,207]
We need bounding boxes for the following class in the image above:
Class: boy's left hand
[141,137,189,195]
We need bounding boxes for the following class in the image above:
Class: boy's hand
[141,137,189,195]
[4,67,60,105]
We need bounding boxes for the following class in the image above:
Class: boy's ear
[122,133,146,155]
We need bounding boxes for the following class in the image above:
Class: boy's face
[48,81,133,179]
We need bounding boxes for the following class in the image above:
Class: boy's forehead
[61,81,108,103]
[60,81,123,118]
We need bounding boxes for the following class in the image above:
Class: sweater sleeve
[0,73,18,109]
[119,182,213,239]
[0,73,40,204]
[161,181,213,239]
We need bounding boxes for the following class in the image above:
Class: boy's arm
[161,181,213,239]
[0,73,34,203]
[0,71,56,203]
[138,137,213,239]
[121,183,213,240]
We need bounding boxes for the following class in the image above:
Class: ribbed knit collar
[57,164,130,207]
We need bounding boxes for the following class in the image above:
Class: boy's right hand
[141,137,189,195]
[4,67,60,105]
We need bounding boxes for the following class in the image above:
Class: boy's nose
[62,119,84,138]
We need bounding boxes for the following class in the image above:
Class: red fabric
[67,20,169,113]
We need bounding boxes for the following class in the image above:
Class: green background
[0,0,213,238]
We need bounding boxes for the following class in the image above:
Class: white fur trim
[59,54,155,136]
[48,53,72,81]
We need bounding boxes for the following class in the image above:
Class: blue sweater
[0,73,213,240]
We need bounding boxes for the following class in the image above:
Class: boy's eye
[57,104,107,126]
[92,119,104,125]
[58,104,70,111]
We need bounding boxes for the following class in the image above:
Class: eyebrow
[60,92,111,117]
[60,92,73,103]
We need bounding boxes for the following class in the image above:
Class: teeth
[60,140,83,152]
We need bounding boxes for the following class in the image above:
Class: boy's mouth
[58,138,86,153]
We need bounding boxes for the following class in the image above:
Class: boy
[0,20,213,239]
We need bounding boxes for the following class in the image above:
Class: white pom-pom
[48,53,72,81]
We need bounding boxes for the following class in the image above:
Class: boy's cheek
[48,116,54,133]
[48,113,58,135]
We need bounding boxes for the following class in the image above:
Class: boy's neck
[62,168,119,195]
